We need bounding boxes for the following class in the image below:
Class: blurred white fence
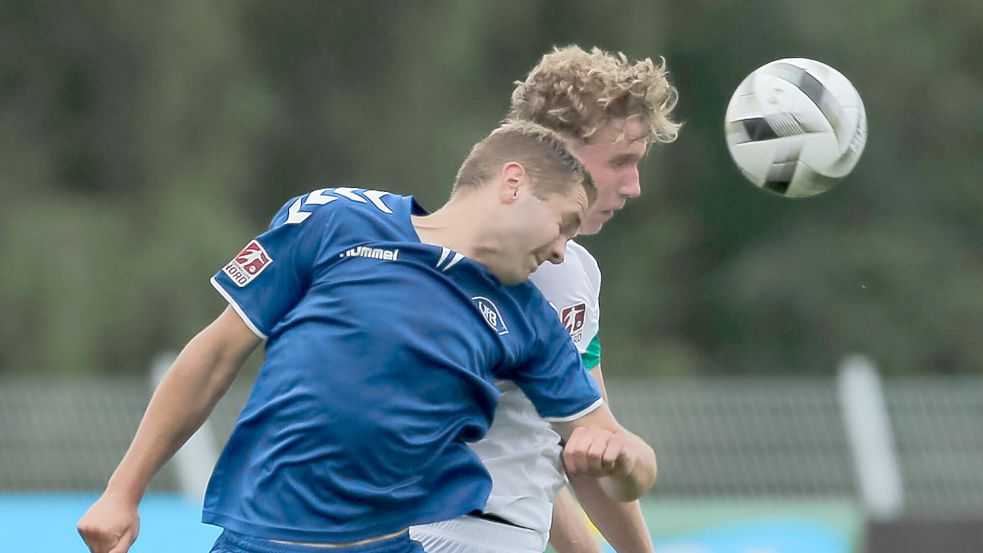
[2,367,982,518]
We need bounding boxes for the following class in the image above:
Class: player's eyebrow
[561,211,582,237]
[611,152,643,165]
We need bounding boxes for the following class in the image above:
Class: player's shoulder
[509,279,565,329]
[565,240,600,276]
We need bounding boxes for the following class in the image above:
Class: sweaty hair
[509,45,681,145]
[453,120,596,205]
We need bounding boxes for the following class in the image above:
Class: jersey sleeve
[580,245,602,358]
[210,193,333,339]
[581,336,601,370]
[510,299,603,423]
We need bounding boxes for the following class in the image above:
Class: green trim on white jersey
[582,335,601,370]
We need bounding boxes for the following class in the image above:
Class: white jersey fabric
[412,516,547,553]
[411,241,601,549]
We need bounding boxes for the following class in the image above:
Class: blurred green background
[1,0,981,378]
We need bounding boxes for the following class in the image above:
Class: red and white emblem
[560,303,587,334]
[223,240,272,287]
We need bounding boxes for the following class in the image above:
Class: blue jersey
[205,188,602,543]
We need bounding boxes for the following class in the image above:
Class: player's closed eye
[610,156,637,169]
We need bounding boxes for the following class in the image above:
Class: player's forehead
[581,118,648,156]
[571,184,589,211]
[602,117,649,143]
[543,182,587,209]
[556,184,589,218]
[549,185,587,235]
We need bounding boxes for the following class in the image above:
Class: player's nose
[621,168,641,198]
[546,238,566,264]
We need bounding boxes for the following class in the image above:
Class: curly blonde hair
[509,45,681,145]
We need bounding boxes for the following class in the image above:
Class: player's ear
[498,162,525,204]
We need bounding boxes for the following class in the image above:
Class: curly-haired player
[411,46,680,553]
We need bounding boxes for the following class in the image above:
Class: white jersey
[469,241,601,536]
[411,242,601,547]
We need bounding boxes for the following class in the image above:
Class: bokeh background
[1,1,982,552]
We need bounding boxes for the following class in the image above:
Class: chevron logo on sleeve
[286,188,394,225]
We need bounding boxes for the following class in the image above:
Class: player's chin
[497,269,528,286]
[578,220,604,236]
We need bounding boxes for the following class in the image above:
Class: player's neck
[412,194,501,260]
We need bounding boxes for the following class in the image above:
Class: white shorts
[409,516,547,553]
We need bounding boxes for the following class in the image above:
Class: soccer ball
[724,58,867,198]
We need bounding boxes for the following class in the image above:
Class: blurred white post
[150,351,218,504]
[837,354,904,520]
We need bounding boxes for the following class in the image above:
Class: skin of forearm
[580,367,656,501]
[549,486,601,553]
[104,325,252,504]
[569,474,654,553]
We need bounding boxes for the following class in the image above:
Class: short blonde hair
[453,120,596,205]
[509,45,681,145]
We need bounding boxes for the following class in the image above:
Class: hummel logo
[340,245,400,261]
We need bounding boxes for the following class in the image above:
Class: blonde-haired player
[411,46,680,553]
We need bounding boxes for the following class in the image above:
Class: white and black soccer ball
[724,58,867,198]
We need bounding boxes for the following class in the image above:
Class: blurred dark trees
[1,1,981,375]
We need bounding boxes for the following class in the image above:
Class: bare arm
[566,474,654,553]
[549,486,601,553]
[568,368,655,553]
[77,307,261,553]
[552,371,657,503]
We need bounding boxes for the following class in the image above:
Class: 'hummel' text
[340,246,400,261]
